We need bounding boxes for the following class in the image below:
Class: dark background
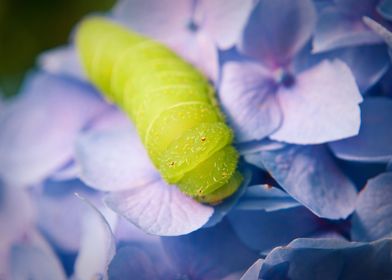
[0,0,115,97]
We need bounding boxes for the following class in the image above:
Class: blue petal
[161,221,258,279]
[38,46,86,81]
[245,145,357,219]
[240,259,263,280]
[108,245,172,279]
[112,1,219,81]
[0,72,107,187]
[363,17,392,55]
[169,29,219,82]
[330,45,389,92]
[335,0,379,15]
[112,0,192,43]
[76,128,159,192]
[238,0,316,68]
[294,43,389,93]
[114,215,161,244]
[378,0,392,20]
[196,0,255,49]
[36,180,97,252]
[0,184,35,257]
[313,7,382,53]
[260,237,392,280]
[351,172,392,241]
[219,61,282,142]
[237,139,286,156]
[270,60,362,144]
[228,206,321,251]
[104,178,213,236]
[73,195,116,280]
[236,185,301,212]
[330,98,392,163]
[49,160,79,181]
[10,232,67,280]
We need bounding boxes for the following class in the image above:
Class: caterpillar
[76,17,242,204]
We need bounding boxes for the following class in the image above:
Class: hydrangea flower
[108,220,258,279]
[219,0,363,145]
[112,0,255,81]
[219,0,392,221]
[0,182,67,279]
[313,0,391,52]
[242,237,392,280]
[1,0,392,278]
[0,71,234,237]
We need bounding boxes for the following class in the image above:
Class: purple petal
[336,0,379,15]
[294,43,389,92]
[270,60,362,144]
[330,45,389,92]
[260,237,392,280]
[329,98,392,163]
[237,139,287,155]
[73,196,116,280]
[161,221,258,279]
[114,216,161,244]
[38,45,85,81]
[112,0,192,43]
[219,61,282,142]
[363,17,392,49]
[236,185,301,212]
[105,179,213,236]
[313,7,382,53]
[49,161,80,181]
[88,108,132,132]
[228,206,320,251]
[108,245,172,279]
[0,72,107,187]
[240,259,264,280]
[239,0,316,68]
[0,184,35,253]
[196,0,255,49]
[351,172,392,241]
[75,128,159,192]
[36,183,88,252]
[10,231,66,280]
[246,145,357,219]
[378,0,392,20]
[114,1,219,81]
[168,29,219,82]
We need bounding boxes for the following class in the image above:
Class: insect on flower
[76,17,242,204]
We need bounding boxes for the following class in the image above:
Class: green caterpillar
[76,17,242,204]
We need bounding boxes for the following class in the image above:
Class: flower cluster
[1,0,392,279]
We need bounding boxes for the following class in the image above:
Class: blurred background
[0,0,115,97]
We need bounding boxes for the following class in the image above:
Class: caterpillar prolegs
[76,17,242,204]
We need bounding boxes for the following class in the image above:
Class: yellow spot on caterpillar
[200,136,206,142]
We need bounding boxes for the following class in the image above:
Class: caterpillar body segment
[76,17,242,203]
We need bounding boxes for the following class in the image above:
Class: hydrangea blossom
[219,0,363,145]
[242,237,392,280]
[313,0,391,52]
[1,0,392,278]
